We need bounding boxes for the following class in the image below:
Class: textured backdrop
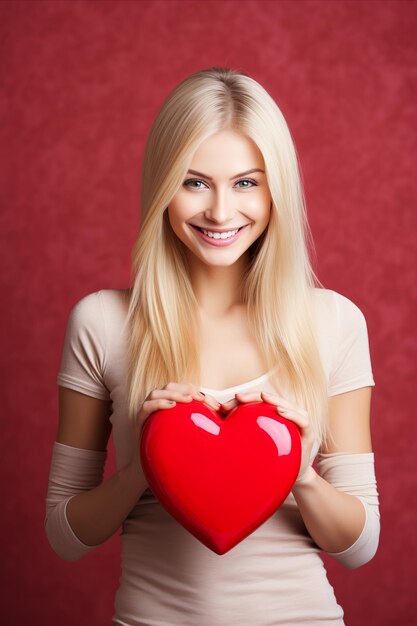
[1,1,416,624]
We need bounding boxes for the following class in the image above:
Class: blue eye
[183,179,206,189]
[236,179,257,188]
[183,178,257,189]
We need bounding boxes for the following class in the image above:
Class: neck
[187,251,249,317]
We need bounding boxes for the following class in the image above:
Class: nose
[203,187,235,224]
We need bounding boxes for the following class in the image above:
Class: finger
[234,392,262,402]
[164,382,203,397]
[276,404,309,419]
[163,383,221,408]
[261,390,300,404]
[201,393,221,410]
[164,382,191,392]
[149,389,196,403]
[219,398,239,412]
[275,409,309,429]
[139,399,177,433]
[261,392,308,416]
[260,391,295,407]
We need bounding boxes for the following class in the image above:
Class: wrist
[292,466,317,491]
[122,460,148,495]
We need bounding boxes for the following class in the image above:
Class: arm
[44,386,148,561]
[291,386,380,568]
[226,384,380,570]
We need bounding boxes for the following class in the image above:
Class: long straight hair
[125,66,334,450]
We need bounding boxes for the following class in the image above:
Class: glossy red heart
[140,400,301,555]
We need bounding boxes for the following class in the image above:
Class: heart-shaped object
[140,400,301,555]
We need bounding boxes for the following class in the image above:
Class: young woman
[45,67,380,626]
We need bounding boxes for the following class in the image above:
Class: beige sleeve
[328,291,376,396]
[56,291,111,401]
[316,451,381,569]
[44,441,107,561]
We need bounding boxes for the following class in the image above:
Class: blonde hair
[125,66,334,450]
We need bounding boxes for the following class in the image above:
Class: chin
[201,252,248,267]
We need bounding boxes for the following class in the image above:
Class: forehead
[189,130,264,173]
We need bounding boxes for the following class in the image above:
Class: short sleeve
[56,291,111,401]
[328,292,376,396]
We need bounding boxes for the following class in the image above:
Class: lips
[190,223,250,247]
[190,224,246,233]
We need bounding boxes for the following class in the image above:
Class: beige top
[56,287,376,626]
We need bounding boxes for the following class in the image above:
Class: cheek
[168,194,200,224]
[167,201,195,247]
[261,194,272,224]
[167,201,185,231]
[247,194,271,226]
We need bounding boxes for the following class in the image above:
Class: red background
[1,1,416,624]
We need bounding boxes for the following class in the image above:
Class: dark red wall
[1,1,415,624]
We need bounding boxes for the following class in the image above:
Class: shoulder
[309,288,371,352]
[67,288,131,335]
[310,286,334,307]
[98,288,131,318]
[71,287,130,310]
[65,291,102,329]
[329,290,370,335]
[310,287,373,370]
[95,288,132,347]
[310,287,367,321]
[309,287,336,323]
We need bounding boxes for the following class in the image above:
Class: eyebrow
[186,168,265,180]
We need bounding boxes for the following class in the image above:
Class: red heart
[140,400,301,555]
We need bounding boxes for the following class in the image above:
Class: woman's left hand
[219,391,315,483]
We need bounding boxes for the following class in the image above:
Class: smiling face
[167,129,272,268]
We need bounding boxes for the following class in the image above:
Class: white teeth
[201,228,239,239]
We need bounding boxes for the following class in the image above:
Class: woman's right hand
[127,383,221,486]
